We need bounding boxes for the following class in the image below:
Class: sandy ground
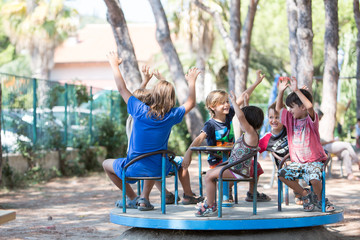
[0,155,359,239]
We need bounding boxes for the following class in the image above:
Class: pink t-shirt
[280,108,327,163]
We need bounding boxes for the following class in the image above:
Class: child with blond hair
[103,51,201,211]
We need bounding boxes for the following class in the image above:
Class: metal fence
[1,73,127,153]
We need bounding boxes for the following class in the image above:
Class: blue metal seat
[121,150,178,214]
[216,152,258,217]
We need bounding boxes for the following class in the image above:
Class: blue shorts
[169,156,183,173]
[278,162,323,185]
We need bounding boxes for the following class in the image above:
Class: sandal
[165,192,181,204]
[195,201,217,217]
[314,197,336,212]
[137,198,154,211]
[245,192,271,202]
[182,193,204,205]
[115,196,139,209]
[301,190,315,212]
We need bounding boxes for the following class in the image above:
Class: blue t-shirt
[201,106,235,166]
[113,96,185,179]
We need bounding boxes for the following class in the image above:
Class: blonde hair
[133,88,151,105]
[147,80,176,120]
[205,90,229,117]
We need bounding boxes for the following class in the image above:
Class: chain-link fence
[1,73,127,155]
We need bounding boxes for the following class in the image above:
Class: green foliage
[45,85,65,109]
[0,44,15,66]
[73,133,102,172]
[75,84,91,107]
[168,120,192,155]
[95,115,127,158]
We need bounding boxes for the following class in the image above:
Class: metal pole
[90,87,93,145]
[64,84,68,147]
[32,78,37,145]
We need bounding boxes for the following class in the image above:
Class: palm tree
[1,0,78,105]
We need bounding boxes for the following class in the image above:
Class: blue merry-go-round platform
[110,200,344,230]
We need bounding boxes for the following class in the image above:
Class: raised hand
[106,51,123,67]
[256,70,265,84]
[141,65,153,83]
[289,76,299,92]
[153,69,166,80]
[278,77,289,92]
[185,68,201,84]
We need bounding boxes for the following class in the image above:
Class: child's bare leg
[154,181,171,195]
[278,176,308,197]
[139,180,155,202]
[205,168,234,206]
[102,159,137,200]
[309,179,322,200]
[178,168,194,196]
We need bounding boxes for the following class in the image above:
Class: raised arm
[182,132,207,169]
[275,77,288,113]
[289,77,314,119]
[106,51,132,103]
[236,69,265,106]
[229,91,255,135]
[140,65,153,89]
[183,68,201,114]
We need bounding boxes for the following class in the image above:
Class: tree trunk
[228,0,241,92]
[148,0,204,140]
[287,0,298,78]
[236,0,259,95]
[354,0,360,119]
[296,0,314,91]
[319,0,339,141]
[104,0,142,92]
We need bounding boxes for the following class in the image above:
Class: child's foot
[165,192,181,204]
[245,192,271,202]
[182,193,204,205]
[314,196,336,212]
[301,189,315,212]
[195,202,217,217]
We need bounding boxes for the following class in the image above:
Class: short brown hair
[205,90,229,117]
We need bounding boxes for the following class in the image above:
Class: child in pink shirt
[275,76,335,212]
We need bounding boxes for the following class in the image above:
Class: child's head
[285,89,312,119]
[268,102,283,132]
[205,90,229,117]
[241,106,264,131]
[133,88,151,105]
[285,89,313,108]
[148,80,176,119]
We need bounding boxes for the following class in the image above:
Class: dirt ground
[0,155,359,239]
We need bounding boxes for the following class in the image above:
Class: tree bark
[148,0,204,140]
[194,0,259,95]
[319,0,339,141]
[104,0,142,92]
[236,0,258,94]
[287,0,298,78]
[228,0,241,92]
[296,0,314,91]
[354,0,360,119]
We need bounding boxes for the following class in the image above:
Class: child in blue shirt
[102,51,200,211]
